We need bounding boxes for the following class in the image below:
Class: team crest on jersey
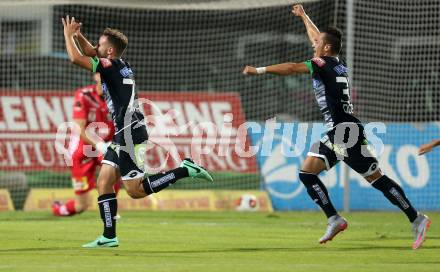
[312,57,326,67]
[120,67,133,77]
[100,58,112,68]
[333,64,347,75]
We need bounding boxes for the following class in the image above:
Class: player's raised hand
[242,65,258,75]
[62,15,81,37]
[74,20,83,37]
[292,4,306,17]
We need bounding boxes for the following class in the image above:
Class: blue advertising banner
[249,122,440,211]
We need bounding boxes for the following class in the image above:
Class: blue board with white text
[249,122,440,211]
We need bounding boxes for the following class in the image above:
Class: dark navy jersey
[91,57,147,144]
[304,56,360,129]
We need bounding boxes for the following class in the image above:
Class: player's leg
[300,156,338,219]
[364,169,431,249]
[52,188,91,216]
[364,169,418,222]
[301,138,348,244]
[74,192,92,212]
[83,149,120,248]
[123,158,213,198]
[97,163,119,234]
[97,155,122,195]
[344,126,430,249]
[52,157,97,216]
[95,167,122,196]
[120,143,213,199]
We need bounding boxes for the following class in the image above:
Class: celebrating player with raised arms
[242,4,430,249]
[61,15,213,248]
[52,73,122,217]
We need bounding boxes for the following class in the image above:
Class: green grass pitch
[0,211,439,272]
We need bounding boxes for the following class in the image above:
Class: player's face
[313,33,331,57]
[96,35,113,58]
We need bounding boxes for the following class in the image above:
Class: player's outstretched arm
[419,139,440,155]
[292,4,320,46]
[62,15,93,71]
[242,62,309,76]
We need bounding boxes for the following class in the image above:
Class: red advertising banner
[0,90,257,173]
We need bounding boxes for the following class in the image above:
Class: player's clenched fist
[242,65,257,75]
[292,4,305,17]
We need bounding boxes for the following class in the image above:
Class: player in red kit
[52,73,121,216]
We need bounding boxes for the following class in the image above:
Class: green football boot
[180,158,214,182]
[82,235,119,248]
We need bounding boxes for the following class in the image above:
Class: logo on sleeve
[333,64,347,75]
[312,57,326,67]
[120,67,133,77]
[100,58,112,68]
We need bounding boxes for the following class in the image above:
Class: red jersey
[70,85,115,159]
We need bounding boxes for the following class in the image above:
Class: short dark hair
[102,28,128,57]
[321,26,342,54]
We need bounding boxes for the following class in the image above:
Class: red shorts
[71,153,103,195]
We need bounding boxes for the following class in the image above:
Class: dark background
[0,0,438,122]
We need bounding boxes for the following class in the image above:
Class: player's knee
[301,156,326,174]
[96,177,106,189]
[97,176,117,193]
[364,168,383,183]
[125,186,144,199]
[97,175,111,185]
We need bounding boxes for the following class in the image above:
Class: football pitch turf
[0,211,439,272]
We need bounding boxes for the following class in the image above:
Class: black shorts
[308,123,379,177]
[102,124,149,181]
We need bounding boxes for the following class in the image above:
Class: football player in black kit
[242,5,430,249]
[62,15,213,248]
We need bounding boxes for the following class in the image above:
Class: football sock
[299,171,338,218]
[142,167,189,195]
[98,193,118,239]
[371,175,418,222]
